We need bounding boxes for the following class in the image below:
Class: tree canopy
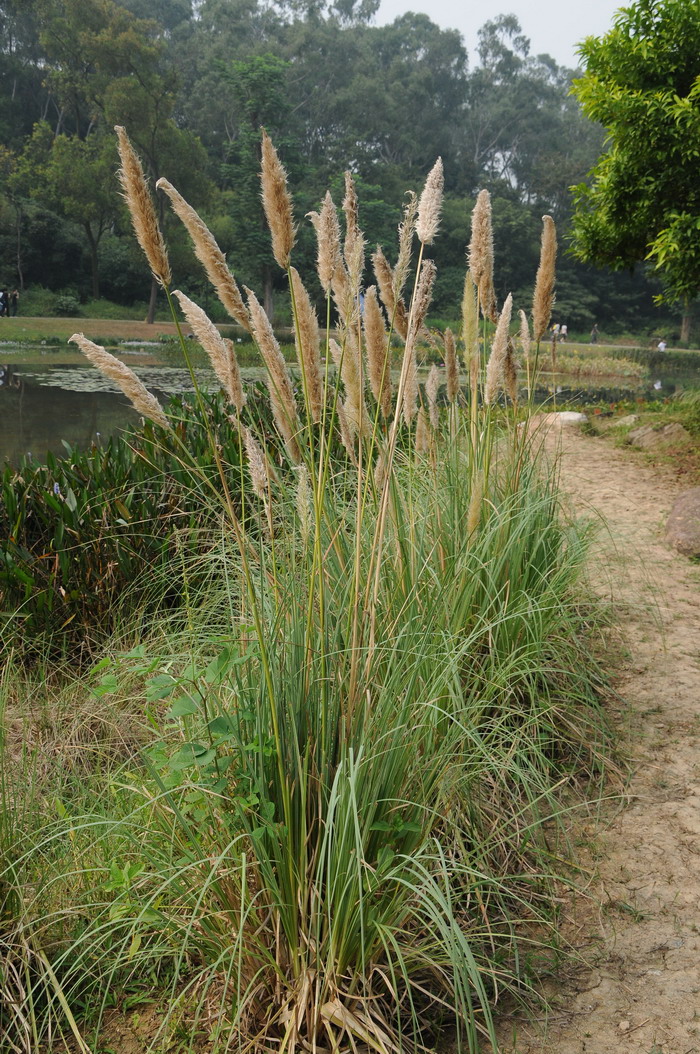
[571,0,700,312]
[0,0,679,332]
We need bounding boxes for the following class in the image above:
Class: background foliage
[0,0,683,334]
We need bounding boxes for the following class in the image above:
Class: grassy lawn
[0,315,247,343]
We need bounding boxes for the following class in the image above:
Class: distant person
[657,339,667,351]
[9,289,18,316]
[551,323,560,337]
[560,323,568,342]
[590,324,599,344]
[0,290,7,317]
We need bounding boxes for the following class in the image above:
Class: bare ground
[497,426,700,1054]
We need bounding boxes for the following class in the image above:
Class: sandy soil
[497,426,700,1054]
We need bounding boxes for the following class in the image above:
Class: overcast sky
[374,0,627,69]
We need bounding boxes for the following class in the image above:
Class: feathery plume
[363,285,392,417]
[426,364,441,429]
[289,266,323,424]
[468,189,497,323]
[395,192,417,298]
[372,247,409,340]
[416,157,444,245]
[374,443,389,493]
[519,309,531,362]
[307,191,340,294]
[243,426,269,500]
[467,471,483,538]
[245,287,301,464]
[411,258,437,335]
[415,406,430,453]
[69,334,169,429]
[331,259,354,328]
[115,126,170,286]
[157,177,250,332]
[336,402,357,464]
[462,272,480,392]
[402,259,436,425]
[173,290,246,411]
[484,293,513,405]
[342,172,365,303]
[444,328,459,404]
[260,130,295,270]
[333,332,369,438]
[402,339,419,426]
[532,215,557,342]
[423,362,440,427]
[294,464,313,548]
[504,337,518,406]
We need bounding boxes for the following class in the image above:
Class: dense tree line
[0,0,678,332]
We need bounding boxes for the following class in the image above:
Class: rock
[615,414,639,428]
[628,421,692,449]
[666,487,700,558]
[530,411,588,434]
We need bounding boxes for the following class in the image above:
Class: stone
[530,411,588,434]
[615,414,639,428]
[666,487,700,558]
[627,421,692,449]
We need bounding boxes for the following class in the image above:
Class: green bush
[0,388,274,658]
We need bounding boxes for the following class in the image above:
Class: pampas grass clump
[12,127,611,1054]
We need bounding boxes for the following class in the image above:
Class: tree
[571,0,700,341]
[17,124,118,298]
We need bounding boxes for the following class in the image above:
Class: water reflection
[2,352,699,467]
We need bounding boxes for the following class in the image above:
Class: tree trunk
[680,298,692,346]
[84,223,99,299]
[14,203,24,290]
[146,277,158,324]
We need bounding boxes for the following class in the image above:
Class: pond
[1,345,699,466]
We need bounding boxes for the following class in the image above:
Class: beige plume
[415,406,430,453]
[416,157,444,245]
[444,328,459,404]
[462,272,480,393]
[260,130,295,270]
[395,192,417,298]
[243,425,269,500]
[426,364,441,429]
[115,126,170,286]
[245,287,302,464]
[172,290,245,412]
[289,266,323,424]
[468,189,497,323]
[532,215,557,342]
[504,337,518,406]
[307,191,340,294]
[466,471,483,539]
[519,309,531,362]
[69,333,169,429]
[372,247,409,340]
[363,285,392,417]
[484,293,513,406]
[402,259,436,425]
[156,177,250,332]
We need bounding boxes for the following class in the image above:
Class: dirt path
[498,426,700,1054]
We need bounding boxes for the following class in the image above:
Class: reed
[172,290,246,412]
[114,126,170,287]
[157,177,250,332]
[68,333,170,428]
